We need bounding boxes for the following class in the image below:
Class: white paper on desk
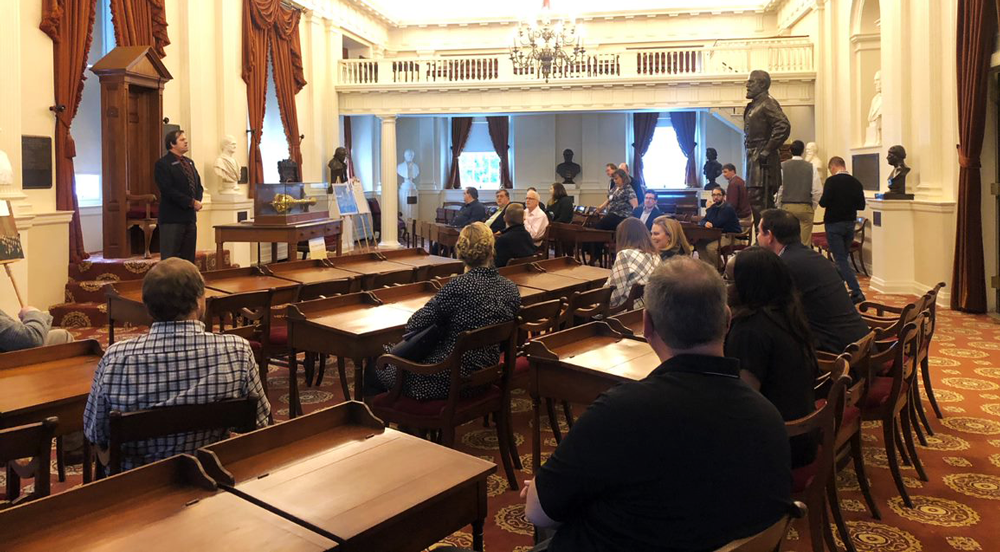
[308,236,328,260]
[0,201,9,217]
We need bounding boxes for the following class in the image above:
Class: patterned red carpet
[14,278,1000,552]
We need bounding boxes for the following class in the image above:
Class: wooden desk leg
[353,357,366,401]
[472,518,485,552]
[288,241,297,262]
[532,395,542,475]
[216,241,224,264]
[270,243,278,264]
[289,349,302,418]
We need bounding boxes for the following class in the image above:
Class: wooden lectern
[92,47,172,259]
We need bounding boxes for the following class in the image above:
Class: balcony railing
[338,38,813,88]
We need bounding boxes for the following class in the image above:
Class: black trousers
[159,222,197,263]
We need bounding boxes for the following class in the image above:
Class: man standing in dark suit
[632,191,663,231]
[757,209,870,353]
[154,130,203,263]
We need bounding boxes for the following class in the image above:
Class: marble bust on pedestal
[803,142,825,179]
[214,135,241,195]
[397,149,419,221]
[865,71,882,147]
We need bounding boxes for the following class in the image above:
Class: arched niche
[850,0,881,148]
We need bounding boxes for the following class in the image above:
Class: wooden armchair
[719,222,753,269]
[1,417,57,509]
[126,193,159,259]
[713,502,807,552]
[97,397,258,477]
[204,290,273,394]
[787,371,850,552]
[371,321,520,491]
[917,283,947,421]
[811,217,869,276]
[862,314,927,508]
[607,283,645,317]
[564,287,613,327]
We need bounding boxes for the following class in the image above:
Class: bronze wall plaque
[21,136,52,190]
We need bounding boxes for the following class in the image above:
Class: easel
[0,199,26,308]
[349,178,377,252]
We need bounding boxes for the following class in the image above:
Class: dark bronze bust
[877,145,914,200]
[328,147,348,192]
[556,149,582,184]
[277,159,300,183]
[703,148,723,190]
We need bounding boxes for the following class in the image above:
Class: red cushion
[248,340,262,353]
[864,376,893,408]
[811,233,828,249]
[269,325,288,346]
[792,457,819,493]
[842,405,861,427]
[514,355,530,376]
[126,205,159,219]
[371,385,501,418]
[879,355,911,376]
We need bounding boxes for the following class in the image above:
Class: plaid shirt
[606,249,660,309]
[83,321,270,470]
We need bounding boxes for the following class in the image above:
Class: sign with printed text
[308,236,328,260]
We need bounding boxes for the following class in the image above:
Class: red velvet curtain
[243,0,307,195]
[40,0,96,263]
[109,0,170,58]
[632,113,659,187]
[950,0,997,312]
[344,116,356,179]
[271,5,306,172]
[487,116,513,189]
[669,111,699,188]
[447,117,473,189]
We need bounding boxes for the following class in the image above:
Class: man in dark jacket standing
[820,156,867,303]
[154,130,203,263]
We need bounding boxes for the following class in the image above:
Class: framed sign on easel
[0,199,26,307]
[330,181,376,252]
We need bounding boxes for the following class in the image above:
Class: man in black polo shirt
[757,209,871,353]
[522,257,792,552]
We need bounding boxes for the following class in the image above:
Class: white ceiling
[360,0,773,25]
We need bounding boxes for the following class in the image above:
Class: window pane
[458,152,501,190]
[642,126,689,189]
[75,173,101,206]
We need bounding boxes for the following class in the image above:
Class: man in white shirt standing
[524,189,550,248]
[776,140,822,246]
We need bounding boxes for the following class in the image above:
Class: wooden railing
[338,38,813,87]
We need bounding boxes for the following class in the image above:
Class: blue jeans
[825,220,864,298]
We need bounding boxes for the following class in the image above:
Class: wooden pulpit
[92,46,172,259]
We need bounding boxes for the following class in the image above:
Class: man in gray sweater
[0,306,73,352]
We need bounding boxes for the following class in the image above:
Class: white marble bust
[397,149,419,221]
[803,142,824,178]
[214,135,241,195]
[396,149,420,184]
[0,128,13,188]
[865,71,882,147]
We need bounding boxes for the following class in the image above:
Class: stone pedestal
[198,198,254,268]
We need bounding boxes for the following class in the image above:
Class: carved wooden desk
[0,455,337,551]
[547,222,615,266]
[202,266,301,305]
[680,222,722,243]
[286,283,439,409]
[379,248,464,281]
[214,219,343,263]
[262,259,360,291]
[0,341,104,482]
[525,322,659,472]
[498,263,590,303]
[605,308,646,339]
[327,252,413,290]
[105,279,229,343]
[197,402,495,552]
[435,274,548,306]
[531,257,611,289]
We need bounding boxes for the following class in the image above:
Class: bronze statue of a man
[703,147,722,190]
[744,70,791,225]
[328,147,348,191]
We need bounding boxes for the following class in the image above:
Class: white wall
[704,113,744,181]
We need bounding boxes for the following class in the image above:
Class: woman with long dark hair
[546,182,574,223]
[725,246,818,468]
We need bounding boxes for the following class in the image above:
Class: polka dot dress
[377,266,521,400]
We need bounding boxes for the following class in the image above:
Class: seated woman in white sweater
[606,217,660,309]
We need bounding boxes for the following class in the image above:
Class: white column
[0,0,24,204]
[378,114,399,247]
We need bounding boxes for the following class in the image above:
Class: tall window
[259,55,288,184]
[641,116,691,189]
[458,117,501,190]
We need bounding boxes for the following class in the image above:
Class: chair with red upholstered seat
[298,278,359,399]
[818,331,880,528]
[126,194,159,259]
[787,371,849,552]
[811,217,868,276]
[371,321,520,491]
[204,290,273,395]
[862,313,927,508]
[1,417,57,509]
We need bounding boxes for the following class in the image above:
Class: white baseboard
[869,277,951,308]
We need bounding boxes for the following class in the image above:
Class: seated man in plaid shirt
[84,258,271,470]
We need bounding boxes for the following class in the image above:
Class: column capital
[377,114,398,123]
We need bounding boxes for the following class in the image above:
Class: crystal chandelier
[509,0,585,83]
